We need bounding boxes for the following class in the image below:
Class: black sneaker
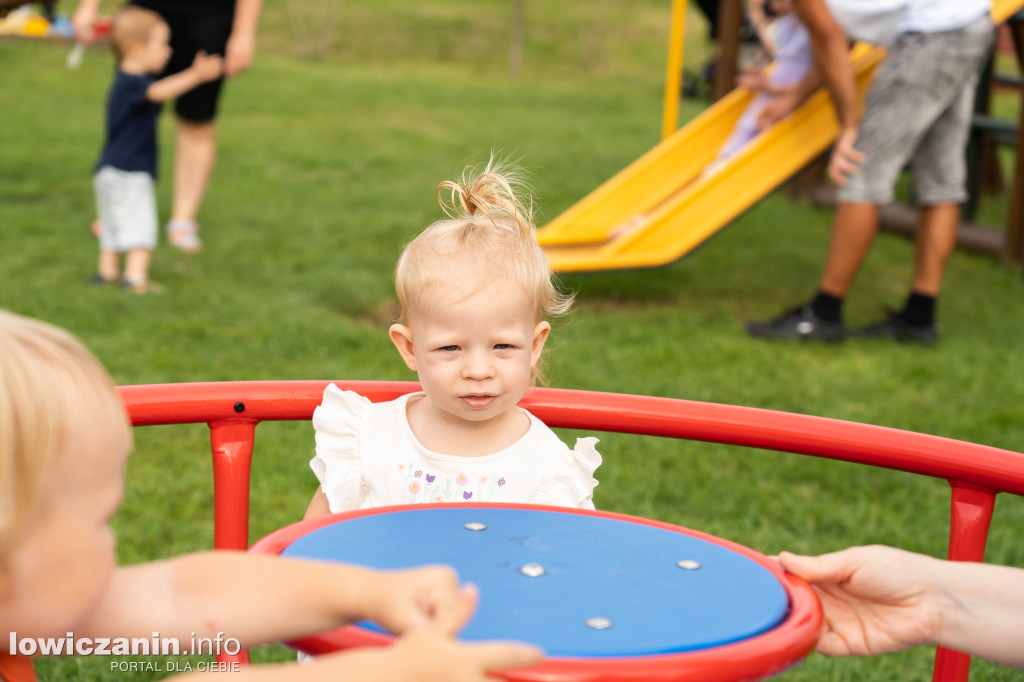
[747,305,847,341]
[859,311,939,345]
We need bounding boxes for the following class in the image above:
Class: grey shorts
[838,14,995,206]
[93,166,158,252]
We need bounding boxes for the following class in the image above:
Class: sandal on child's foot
[121,278,166,295]
[167,219,202,253]
[90,272,119,287]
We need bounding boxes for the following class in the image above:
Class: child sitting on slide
[711,0,814,167]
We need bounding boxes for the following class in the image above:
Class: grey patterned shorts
[93,166,158,252]
[838,14,995,205]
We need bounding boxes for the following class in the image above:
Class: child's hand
[306,582,542,682]
[736,67,770,92]
[191,50,224,82]
[384,579,543,681]
[361,565,468,634]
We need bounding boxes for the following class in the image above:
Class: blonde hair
[0,311,129,558]
[110,5,166,61]
[394,159,573,383]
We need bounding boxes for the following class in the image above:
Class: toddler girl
[305,161,601,518]
[0,309,539,680]
[712,0,814,165]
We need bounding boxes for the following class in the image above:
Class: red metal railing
[119,381,1024,681]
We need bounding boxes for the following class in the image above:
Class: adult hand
[827,126,866,186]
[778,546,945,658]
[71,3,98,44]
[224,31,256,77]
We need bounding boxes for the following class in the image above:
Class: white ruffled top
[310,384,601,512]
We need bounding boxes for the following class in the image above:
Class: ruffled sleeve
[530,437,601,510]
[309,384,371,512]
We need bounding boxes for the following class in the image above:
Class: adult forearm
[232,0,263,39]
[73,0,102,18]
[938,562,1024,669]
[793,0,858,131]
[812,33,858,130]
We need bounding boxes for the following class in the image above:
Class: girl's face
[0,408,127,639]
[390,280,550,435]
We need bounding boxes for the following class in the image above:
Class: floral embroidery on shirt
[397,464,510,503]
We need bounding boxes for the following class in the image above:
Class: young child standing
[305,161,601,518]
[91,6,222,294]
[0,309,541,680]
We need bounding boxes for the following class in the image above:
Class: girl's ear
[530,321,551,367]
[389,324,418,372]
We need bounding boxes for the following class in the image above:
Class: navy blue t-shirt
[95,71,162,178]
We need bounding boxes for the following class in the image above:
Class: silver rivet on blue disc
[464,522,487,531]
[585,617,612,630]
[519,562,546,577]
[677,559,701,570]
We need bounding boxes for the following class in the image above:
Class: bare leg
[910,203,960,296]
[171,116,217,222]
[123,248,152,284]
[97,250,120,281]
[818,202,881,297]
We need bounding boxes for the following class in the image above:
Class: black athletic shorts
[131,1,235,122]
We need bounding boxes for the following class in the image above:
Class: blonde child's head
[393,159,572,386]
[109,5,167,62]
[0,311,130,636]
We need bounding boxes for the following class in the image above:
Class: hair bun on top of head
[436,158,534,239]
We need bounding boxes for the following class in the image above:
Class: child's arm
[304,487,332,520]
[174,585,542,681]
[747,0,776,56]
[77,552,471,647]
[752,66,821,125]
[146,51,224,103]
[779,546,1024,669]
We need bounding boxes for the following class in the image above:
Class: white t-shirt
[310,384,602,512]
[901,0,990,34]
[825,0,990,44]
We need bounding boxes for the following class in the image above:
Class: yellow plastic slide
[539,0,1024,274]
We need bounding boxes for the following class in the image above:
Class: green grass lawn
[3,1,1024,679]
